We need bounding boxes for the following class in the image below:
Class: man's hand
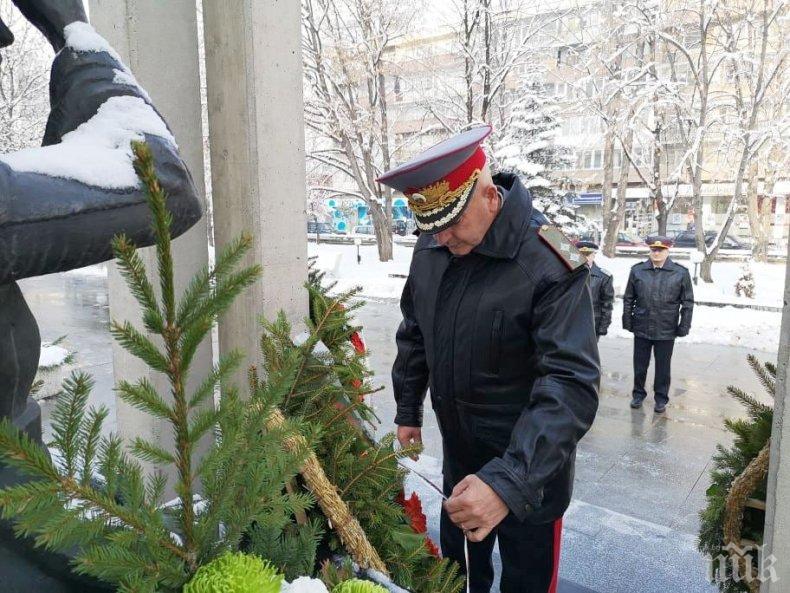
[396,425,422,460]
[12,0,88,51]
[444,475,509,543]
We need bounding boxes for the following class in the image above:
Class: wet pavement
[18,271,776,593]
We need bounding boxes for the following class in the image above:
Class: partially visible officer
[623,237,694,413]
[379,125,600,593]
[576,241,614,339]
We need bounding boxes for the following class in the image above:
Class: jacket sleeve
[599,274,615,335]
[0,27,202,284]
[677,269,694,336]
[476,266,600,522]
[622,270,636,332]
[391,277,429,427]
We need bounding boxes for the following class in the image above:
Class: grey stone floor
[19,273,777,593]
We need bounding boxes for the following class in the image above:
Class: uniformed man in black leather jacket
[378,126,600,593]
[623,237,694,413]
[576,241,614,339]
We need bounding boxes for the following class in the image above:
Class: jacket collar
[418,172,532,260]
[640,257,677,271]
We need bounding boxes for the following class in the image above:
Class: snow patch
[281,577,329,593]
[112,69,152,103]
[64,22,122,64]
[0,96,175,189]
[39,344,69,368]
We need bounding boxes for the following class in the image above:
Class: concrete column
[88,0,213,488]
[202,0,309,386]
[762,237,790,592]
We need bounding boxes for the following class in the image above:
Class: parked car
[672,230,750,250]
[616,232,643,247]
[307,221,334,235]
[351,224,376,236]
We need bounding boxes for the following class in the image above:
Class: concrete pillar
[762,237,790,592]
[202,0,309,386]
[88,0,213,488]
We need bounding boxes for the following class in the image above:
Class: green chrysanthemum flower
[184,552,283,593]
[332,579,388,593]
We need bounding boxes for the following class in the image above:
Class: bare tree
[302,0,414,262]
[0,1,51,153]
[698,0,788,281]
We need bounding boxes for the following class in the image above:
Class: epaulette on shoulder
[537,224,586,271]
[599,267,612,277]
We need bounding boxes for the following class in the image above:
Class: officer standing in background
[379,125,600,593]
[623,237,694,413]
[576,242,614,339]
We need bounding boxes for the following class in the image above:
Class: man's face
[649,247,669,266]
[585,253,596,267]
[433,181,500,256]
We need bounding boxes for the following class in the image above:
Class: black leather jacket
[589,263,614,336]
[392,174,600,525]
[622,258,694,340]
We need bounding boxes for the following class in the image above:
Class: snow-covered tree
[493,81,585,233]
[494,81,574,194]
[0,1,51,153]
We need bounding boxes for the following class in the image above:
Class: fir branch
[116,378,173,421]
[111,234,164,333]
[747,354,775,398]
[110,321,170,373]
[131,437,177,465]
[131,141,175,326]
[188,351,245,408]
[81,406,110,487]
[49,372,93,478]
[176,233,254,327]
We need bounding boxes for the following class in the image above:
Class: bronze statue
[0,1,202,589]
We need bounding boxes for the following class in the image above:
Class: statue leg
[0,281,42,442]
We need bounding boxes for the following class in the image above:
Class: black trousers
[632,337,676,406]
[440,476,562,593]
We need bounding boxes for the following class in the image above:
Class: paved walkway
[19,274,776,593]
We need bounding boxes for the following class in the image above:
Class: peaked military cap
[376,125,492,234]
[575,241,599,254]
[646,236,673,249]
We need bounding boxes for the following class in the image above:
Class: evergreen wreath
[699,355,775,593]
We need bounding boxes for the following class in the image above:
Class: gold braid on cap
[407,169,482,215]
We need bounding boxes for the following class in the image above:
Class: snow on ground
[595,253,785,309]
[308,242,412,299]
[311,242,785,353]
[39,343,70,368]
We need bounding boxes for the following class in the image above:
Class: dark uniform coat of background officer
[623,241,694,412]
[393,172,600,593]
[576,242,614,338]
[589,263,614,336]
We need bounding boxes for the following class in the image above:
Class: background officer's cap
[376,125,492,234]
[646,236,673,249]
[575,241,599,254]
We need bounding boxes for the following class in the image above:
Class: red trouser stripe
[548,518,563,593]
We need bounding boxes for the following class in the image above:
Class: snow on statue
[0,1,202,590]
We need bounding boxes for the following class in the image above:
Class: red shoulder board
[538,225,586,271]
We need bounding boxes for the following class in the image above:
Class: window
[393,76,402,103]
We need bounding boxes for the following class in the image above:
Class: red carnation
[396,491,441,558]
[350,331,366,355]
